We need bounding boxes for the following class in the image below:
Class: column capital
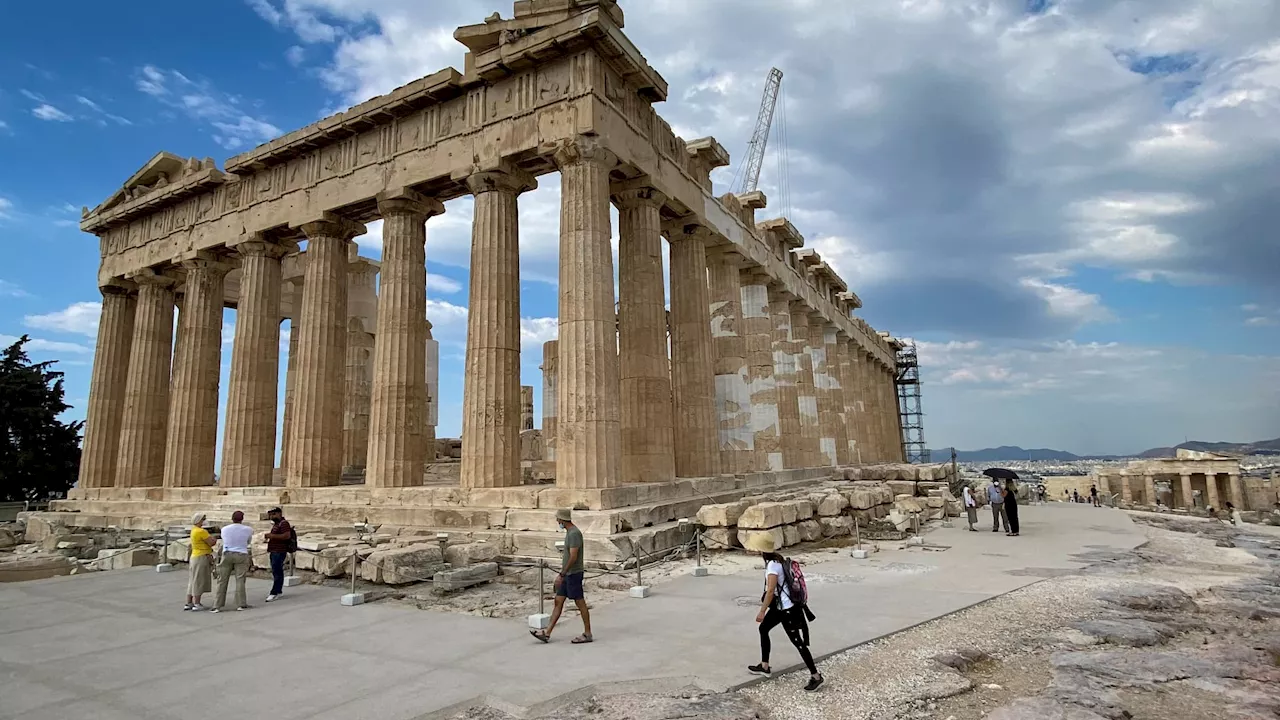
[99,278,137,297]
[740,267,774,286]
[234,240,290,261]
[547,134,617,171]
[453,164,537,196]
[126,268,177,289]
[178,255,234,278]
[375,189,445,219]
[611,179,666,209]
[662,219,716,245]
[298,212,366,241]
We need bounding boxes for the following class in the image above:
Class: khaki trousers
[215,552,251,609]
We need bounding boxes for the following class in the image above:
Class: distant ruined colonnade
[74,0,905,504]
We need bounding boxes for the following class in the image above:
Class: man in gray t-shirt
[988,480,1008,532]
[531,508,593,644]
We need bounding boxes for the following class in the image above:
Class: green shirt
[561,526,584,576]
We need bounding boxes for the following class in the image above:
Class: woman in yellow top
[185,512,215,611]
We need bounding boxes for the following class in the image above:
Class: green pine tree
[0,335,83,502]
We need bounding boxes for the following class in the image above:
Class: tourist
[263,507,292,603]
[745,533,823,692]
[211,510,253,613]
[1072,489,1081,503]
[1090,485,1099,507]
[1063,489,1069,502]
[1004,480,1020,537]
[531,509,592,644]
[185,512,214,611]
[1226,502,1243,526]
[962,486,978,531]
[988,479,1008,533]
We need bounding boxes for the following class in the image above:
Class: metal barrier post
[156,527,174,572]
[851,515,869,559]
[527,559,551,630]
[629,545,650,598]
[341,547,365,606]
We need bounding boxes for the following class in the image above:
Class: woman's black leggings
[760,606,817,674]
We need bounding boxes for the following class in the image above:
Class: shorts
[556,572,585,600]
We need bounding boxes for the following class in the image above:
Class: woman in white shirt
[744,532,823,692]
[963,486,978,532]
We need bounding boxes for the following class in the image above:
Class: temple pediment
[85,152,223,227]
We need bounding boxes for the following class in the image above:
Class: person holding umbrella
[983,468,1018,533]
[1003,480,1020,536]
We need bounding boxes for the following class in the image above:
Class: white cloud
[24,301,102,337]
[520,317,558,353]
[1245,316,1278,327]
[0,280,30,298]
[285,45,306,67]
[0,120,10,133]
[426,273,461,295]
[75,95,132,126]
[1018,278,1114,326]
[0,334,91,354]
[32,104,73,122]
[1241,303,1260,312]
[134,64,281,149]
[0,196,12,219]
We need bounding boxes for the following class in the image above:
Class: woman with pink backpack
[745,533,823,691]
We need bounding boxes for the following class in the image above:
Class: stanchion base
[850,549,869,560]
[528,613,551,629]
[908,536,925,546]
[629,586,651,598]
[155,563,174,573]
[283,576,301,587]
[340,593,366,606]
[692,567,709,577]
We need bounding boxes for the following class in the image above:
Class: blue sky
[2,0,1278,459]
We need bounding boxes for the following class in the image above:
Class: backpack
[287,525,298,554]
[780,558,809,608]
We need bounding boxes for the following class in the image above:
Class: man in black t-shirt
[263,507,292,603]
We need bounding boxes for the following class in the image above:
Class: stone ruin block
[444,542,500,566]
[434,562,499,592]
[93,546,157,570]
[0,526,17,549]
[846,488,878,511]
[924,496,945,509]
[737,527,785,553]
[797,519,822,542]
[886,480,916,497]
[782,524,801,547]
[895,496,924,514]
[738,502,791,529]
[22,516,62,543]
[792,500,814,522]
[816,493,850,517]
[700,527,739,550]
[819,515,853,538]
[362,543,445,585]
[695,500,751,528]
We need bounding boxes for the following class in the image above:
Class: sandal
[571,634,593,644]
[530,630,550,643]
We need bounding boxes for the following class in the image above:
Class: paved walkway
[0,503,1144,720]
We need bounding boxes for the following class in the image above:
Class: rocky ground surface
[444,514,1280,720]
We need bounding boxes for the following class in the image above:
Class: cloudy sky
[1,0,1277,458]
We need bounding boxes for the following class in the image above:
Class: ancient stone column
[541,339,558,462]
[163,258,229,488]
[459,170,531,490]
[424,319,439,462]
[832,332,855,466]
[790,303,820,468]
[859,350,881,462]
[614,184,676,484]
[553,137,622,489]
[278,279,302,478]
[1228,473,1244,510]
[845,342,867,464]
[669,224,721,478]
[708,250,753,474]
[364,193,441,489]
[809,316,840,467]
[740,269,780,471]
[1120,473,1133,504]
[78,284,137,489]
[1206,473,1221,510]
[115,272,176,488]
[287,216,364,488]
[1143,473,1157,506]
[884,365,903,461]
[769,288,803,469]
[343,250,378,476]
[221,241,285,488]
[521,386,535,431]
[1180,473,1194,509]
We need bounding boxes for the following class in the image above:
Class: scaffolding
[895,340,929,463]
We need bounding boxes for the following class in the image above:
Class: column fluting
[77,284,136,489]
[115,272,176,488]
[670,225,721,478]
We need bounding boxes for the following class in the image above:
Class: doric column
[364,192,442,489]
[164,257,230,488]
[770,288,803,469]
[832,332,855,465]
[859,349,880,461]
[845,342,867,463]
[1180,473,1194,509]
[1228,473,1244,510]
[1120,473,1133,504]
[669,224,721,478]
[708,249,754,474]
[809,315,840,467]
[553,136,622,489]
[790,303,819,467]
[459,169,531,490]
[78,283,137,489]
[1205,473,1221,510]
[278,283,301,478]
[1143,473,1157,506]
[115,272,176,487]
[287,215,364,487]
[343,250,378,476]
[740,269,780,471]
[614,183,676,484]
[541,339,558,462]
[424,319,439,462]
[221,241,286,487]
[884,364,903,461]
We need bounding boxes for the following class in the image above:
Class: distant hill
[929,437,1280,462]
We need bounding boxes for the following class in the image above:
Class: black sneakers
[804,675,825,692]
[747,664,771,676]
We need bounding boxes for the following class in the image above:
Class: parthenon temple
[50,0,917,561]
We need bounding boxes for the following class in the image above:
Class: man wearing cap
[211,510,254,613]
[531,508,592,644]
[263,507,292,603]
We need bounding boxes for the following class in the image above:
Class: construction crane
[736,67,784,196]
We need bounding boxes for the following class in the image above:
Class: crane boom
[739,67,783,194]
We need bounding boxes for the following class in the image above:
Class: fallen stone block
[695,500,751,528]
[94,547,158,570]
[846,488,877,510]
[362,543,445,585]
[817,493,849,516]
[782,524,800,547]
[737,502,790,529]
[313,546,363,577]
[700,527,739,550]
[0,527,16,549]
[434,562,499,591]
[737,527,785,553]
[796,519,822,542]
[444,542,499,566]
[895,496,924,514]
[44,534,90,552]
[819,515,853,538]
[165,538,192,563]
[791,500,814,521]
[298,538,342,552]
[1098,584,1195,612]
[924,496,945,508]
[22,516,60,543]
[886,480,916,497]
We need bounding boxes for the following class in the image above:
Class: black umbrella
[983,468,1019,480]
